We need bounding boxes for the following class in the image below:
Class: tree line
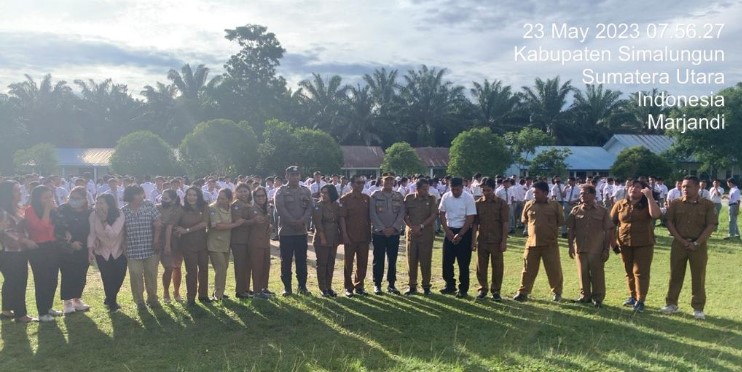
[1,24,739,178]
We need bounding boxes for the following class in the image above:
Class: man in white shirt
[656,178,669,207]
[150,176,165,204]
[438,177,477,298]
[397,177,410,197]
[666,181,682,204]
[141,175,156,203]
[202,178,219,204]
[550,176,566,203]
[102,177,124,208]
[698,180,711,200]
[709,179,725,218]
[601,178,615,209]
[725,178,740,239]
[470,173,483,200]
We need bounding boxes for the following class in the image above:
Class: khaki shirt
[312,201,341,247]
[230,199,251,245]
[369,190,406,234]
[522,199,563,247]
[474,196,509,244]
[339,192,371,244]
[610,199,655,247]
[666,196,718,240]
[158,204,183,251]
[567,202,613,254]
[404,193,437,242]
[207,205,232,253]
[177,205,209,248]
[275,185,313,236]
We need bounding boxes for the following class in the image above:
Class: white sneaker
[73,299,90,311]
[63,301,76,314]
[694,310,706,320]
[48,308,65,317]
[38,314,55,322]
[660,304,679,314]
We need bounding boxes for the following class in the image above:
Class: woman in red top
[24,185,62,322]
[0,181,37,323]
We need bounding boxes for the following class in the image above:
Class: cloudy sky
[0,0,739,98]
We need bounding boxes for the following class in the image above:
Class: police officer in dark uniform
[274,166,314,296]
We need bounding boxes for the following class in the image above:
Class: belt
[730,203,739,206]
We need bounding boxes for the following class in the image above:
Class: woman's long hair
[30,185,52,218]
[97,193,120,226]
[252,186,269,214]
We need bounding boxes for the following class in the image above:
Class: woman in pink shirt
[87,193,126,312]
[24,185,62,322]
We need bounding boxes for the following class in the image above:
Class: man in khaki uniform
[403,178,438,296]
[472,178,509,301]
[514,181,564,302]
[339,174,372,297]
[662,176,718,320]
[274,166,314,296]
[567,184,614,307]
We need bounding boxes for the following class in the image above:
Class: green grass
[1,209,741,371]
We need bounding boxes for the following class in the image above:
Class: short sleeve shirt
[122,201,161,260]
[474,196,509,244]
[665,197,718,240]
[610,199,655,247]
[339,192,371,244]
[567,203,613,253]
[438,191,477,229]
[522,200,563,247]
[207,205,233,253]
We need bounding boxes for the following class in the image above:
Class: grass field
[1,208,741,371]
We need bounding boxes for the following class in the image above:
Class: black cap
[285,166,300,174]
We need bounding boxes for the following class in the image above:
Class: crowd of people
[0,168,735,323]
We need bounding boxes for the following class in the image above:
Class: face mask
[69,199,85,209]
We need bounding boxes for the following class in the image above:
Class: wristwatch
[186,227,191,233]
[419,224,424,230]
[692,241,699,247]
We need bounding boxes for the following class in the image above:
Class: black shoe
[355,288,368,296]
[513,293,528,302]
[262,289,275,296]
[455,292,468,298]
[423,287,431,296]
[561,232,568,238]
[387,286,401,295]
[321,290,330,297]
[198,297,213,304]
[298,287,311,295]
[476,291,487,300]
[108,303,121,312]
[327,289,338,297]
[186,299,196,306]
[374,286,383,295]
[439,287,456,295]
[404,287,418,296]
[282,290,293,297]
[593,300,603,308]
[236,292,252,299]
[522,231,528,237]
[345,290,355,297]
[575,297,591,304]
[492,293,502,302]
[552,293,562,302]
[634,301,645,312]
[221,294,230,299]
[147,301,162,309]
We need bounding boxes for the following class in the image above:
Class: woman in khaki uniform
[171,187,210,305]
[312,184,341,297]
[207,189,244,301]
[246,187,272,299]
[610,180,661,312]
[160,189,184,303]
[231,184,252,298]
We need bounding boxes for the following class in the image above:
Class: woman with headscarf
[312,184,341,297]
[159,189,184,303]
[207,188,244,301]
[246,186,273,299]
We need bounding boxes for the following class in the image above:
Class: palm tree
[621,88,671,135]
[520,76,574,143]
[470,79,521,133]
[167,64,221,101]
[569,84,629,144]
[399,65,467,146]
[338,84,383,146]
[298,73,349,133]
[74,79,143,146]
[7,74,79,146]
[140,82,184,144]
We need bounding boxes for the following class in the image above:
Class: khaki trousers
[248,245,270,292]
[575,252,605,302]
[182,247,209,300]
[517,244,563,295]
[476,243,504,294]
[209,251,230,298]
[231,244,251,294]
[315,244,338,291]
[406,238,433,289]
[128,254,159,304]
[343,242,369,291]
[665,240,707,311]
[620,245,654,302]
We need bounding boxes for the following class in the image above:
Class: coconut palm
[298,73,349,133]
[520,76,574,143]
[470,79,521,133]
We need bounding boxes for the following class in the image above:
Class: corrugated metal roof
[341,146,384,169]
[528,146,616,171]
[603,135,673,155]
[414,147,449,168]
[57,148,114,167]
